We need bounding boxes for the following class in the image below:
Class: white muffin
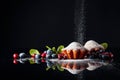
[84,40,104,51]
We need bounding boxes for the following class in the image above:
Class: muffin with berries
[84,40,106,59]
[84,40,105,52]
[61,42,88,59]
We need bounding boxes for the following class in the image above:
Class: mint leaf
[52,47,56,53]
[29,49,40,56]
[56,45,64,54]
[46,46,52,50]
[101,42,108,49]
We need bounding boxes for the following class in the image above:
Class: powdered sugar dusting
[84,40,104,50]
[62,42,85,50]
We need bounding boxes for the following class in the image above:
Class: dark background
[1,0,120,80]
[1,0,120,58]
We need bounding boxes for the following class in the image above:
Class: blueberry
[46,54,52,59]
[99,49,104,53]
[35,54,41,59]
[46,50,53,55]
[19,53,27,58]
[99,54,103,59]
[89,55,95,59]
[102,55,110,60]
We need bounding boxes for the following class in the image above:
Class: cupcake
[61,42,88,59]
[84,40,105,53]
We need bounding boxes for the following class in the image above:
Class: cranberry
[109,52,114,58]
[58,53,65,59]
[31,54,36,58]
[41,53,46,58]
[13,53,19,59]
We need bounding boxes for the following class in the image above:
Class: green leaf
[101,42,108,49]
[56,45,64,54]
[56,64,64,71]
[29,49,40,56]
[46,67,51,71]
[46,46,52,50]
[52,47,56,53]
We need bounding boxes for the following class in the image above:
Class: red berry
[63,55,67,59]
[109,52,114,58]
[41,53,46,58]
[13,53,19,59]
[58,53,64,59]
[31,54,36,58]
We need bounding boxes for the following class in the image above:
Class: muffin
[84,40,105,53]
[61,42,88,59]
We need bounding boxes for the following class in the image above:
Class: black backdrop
[1,0,120,80]
[1,0,120,58]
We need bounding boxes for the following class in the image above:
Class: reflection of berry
[46,60,53,67]
[13,59,18,64]
[35,59,41,64]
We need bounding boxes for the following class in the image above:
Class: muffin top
[84,40,104,51]
[62,42,86,50]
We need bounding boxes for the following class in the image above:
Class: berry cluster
[13,45,66,64]
[85,50,114,60]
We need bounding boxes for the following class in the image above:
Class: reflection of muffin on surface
[87,61,103,71]
[61,42,88,59]
[60,60,89,74]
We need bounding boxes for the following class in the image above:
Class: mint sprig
[56,45,64,54]
[45,45,64,54]
[29,49,40,56]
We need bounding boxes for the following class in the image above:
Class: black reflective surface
[1,55,120,80]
